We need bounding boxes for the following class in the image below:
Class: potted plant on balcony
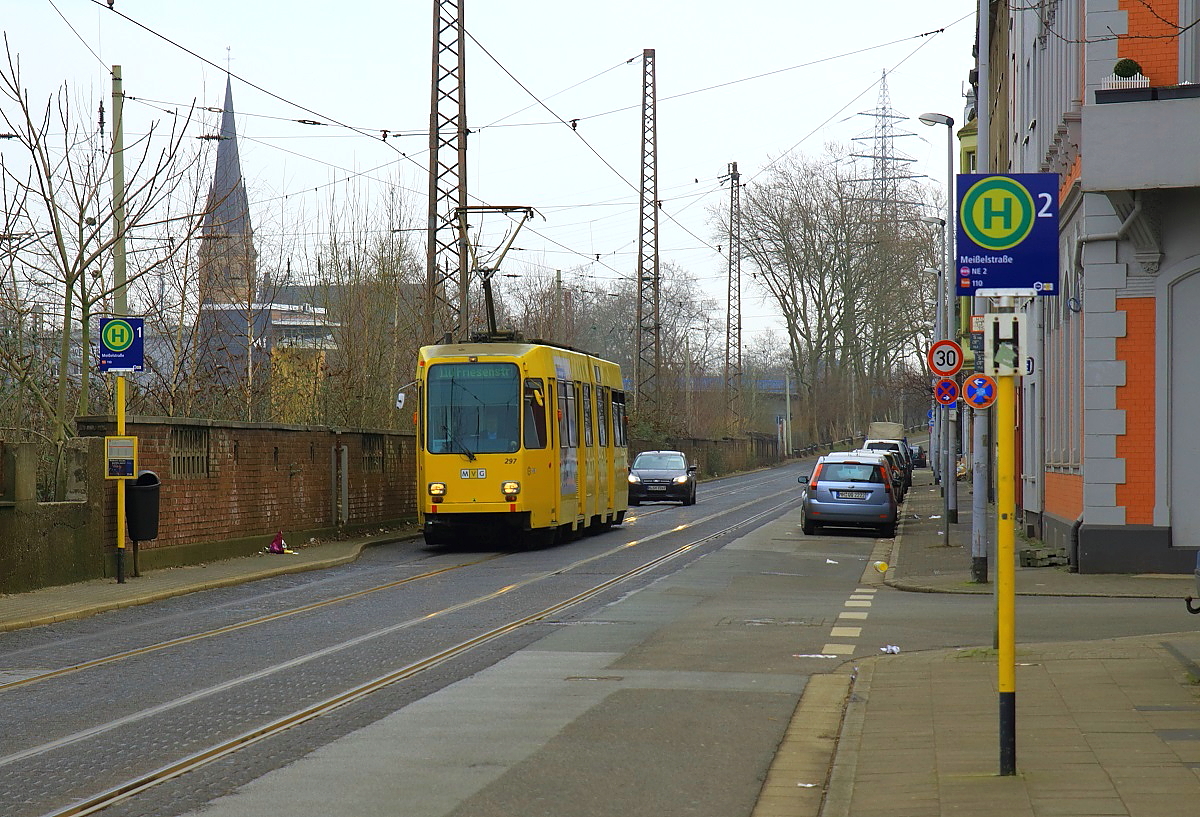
[1096,58,1154,103]
[1156,79,1200,100]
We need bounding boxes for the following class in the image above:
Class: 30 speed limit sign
[927,339,964,377]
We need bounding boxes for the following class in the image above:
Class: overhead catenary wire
[56,1,966,307]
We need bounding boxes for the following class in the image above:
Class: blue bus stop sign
[956,174,1059,297]
[99,317,145,372]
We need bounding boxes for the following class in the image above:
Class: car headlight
[672,474,689,484]
[501,480,520,496]
[428,482,446,496]
[628,473,641,484]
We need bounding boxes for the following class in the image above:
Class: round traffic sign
[101,318,135,353]
[960,176,1036,251]
[962,374,998,409]
[927,340,964,377]
[934,377,959,406]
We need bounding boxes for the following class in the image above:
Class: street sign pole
[997,365,1017,775]
[982,297,1024,777]
[957,173,1060,778]
[927,340,963,535]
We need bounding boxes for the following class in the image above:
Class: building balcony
[1082,86,1200,192]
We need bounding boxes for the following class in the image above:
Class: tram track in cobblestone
[0,554,504,694]
[28,488,800,817]
[0,469,793,697]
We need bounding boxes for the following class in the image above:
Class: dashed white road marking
[829,626,862,638]
[820,643,857,655]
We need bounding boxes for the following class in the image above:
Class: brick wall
[77,417,417,562]
[1044,470,1083,521]
[54,417,774,581]
[1121,0,1178,84]
[1115,297,1155,523]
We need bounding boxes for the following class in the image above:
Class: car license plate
[838,491,867,500]
[649,485,667,491]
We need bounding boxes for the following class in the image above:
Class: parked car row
[800,435,920,538]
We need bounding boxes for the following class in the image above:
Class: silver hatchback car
[799,452,898,537]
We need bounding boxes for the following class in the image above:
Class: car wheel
[879,523,896,538]
[801,518,816,535]
[629,498,640,506]
[683,487,696,506]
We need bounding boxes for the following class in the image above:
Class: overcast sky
[3,0,977,339]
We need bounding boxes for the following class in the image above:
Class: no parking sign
[934,378,959,406]
[962,374,998,410]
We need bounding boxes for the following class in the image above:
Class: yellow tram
[415,339,629,546]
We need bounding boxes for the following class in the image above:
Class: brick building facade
[995,0,1200,571]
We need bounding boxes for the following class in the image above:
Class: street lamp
[921,216,946,487]
[920,111,957,525]
[923,264,943,487]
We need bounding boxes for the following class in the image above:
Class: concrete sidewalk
[807,477,1200,817]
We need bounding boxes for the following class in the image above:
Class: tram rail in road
[5,471,809,817]
[0,466,802,695]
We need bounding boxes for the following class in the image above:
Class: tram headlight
[428,482,447,496]
[501,480,520,497]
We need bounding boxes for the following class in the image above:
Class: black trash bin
[125,470,161,542]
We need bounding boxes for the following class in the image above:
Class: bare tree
[0,40,207,446]
[739,146,936,444]
[303,183,424,429]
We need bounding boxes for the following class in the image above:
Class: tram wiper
[442,423,476,461]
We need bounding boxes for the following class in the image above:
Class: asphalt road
[0,459,1188,817]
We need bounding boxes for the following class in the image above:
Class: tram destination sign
[956,173,1059,297]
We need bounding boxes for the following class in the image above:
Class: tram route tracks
[0,554,503,694]
[25,489,801,817]
[1,467,806,695]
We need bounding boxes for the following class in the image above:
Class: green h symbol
[983,194,1014,230]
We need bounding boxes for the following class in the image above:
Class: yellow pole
[996,372,1016,774]
[115,375,127,583]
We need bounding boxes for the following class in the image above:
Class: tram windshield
[426,362,521,456]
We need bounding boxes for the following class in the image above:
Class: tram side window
[558,379,567,448]
[523,378,547,449]
[559,381,578,448]
[612,391,627,446]
[567,382,578,447]
[582,384,594,446]
[597,386,609,447]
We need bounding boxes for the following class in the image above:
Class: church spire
[202,74,252,238]
[198,74,256,305]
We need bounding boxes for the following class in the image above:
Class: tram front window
[427,362,521,455]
